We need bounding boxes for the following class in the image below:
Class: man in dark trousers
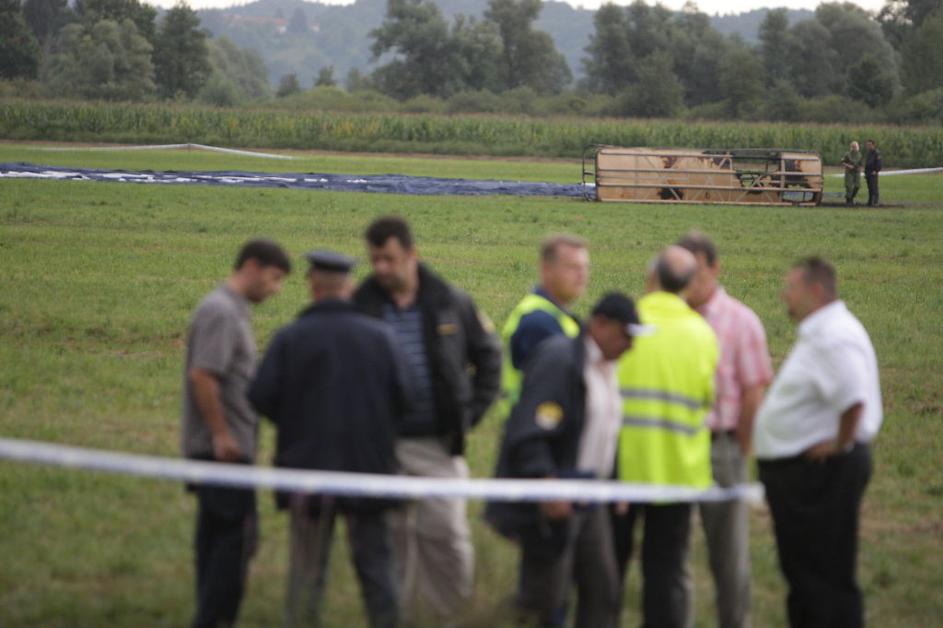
[864,139,883,207]
[181,239,291,628]
[249,250,411,628]
[754,257,882,628]
[354,215,502,625]
[486,293,650,628]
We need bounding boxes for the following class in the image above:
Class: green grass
[0,147,941,627]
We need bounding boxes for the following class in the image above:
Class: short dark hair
[655,256,694,293]
[676,231,718,266]
[794,256,837,299]
[234,239,292,273]
[365,215,414,250]
[541,234,587,263]
[866,139,876,145]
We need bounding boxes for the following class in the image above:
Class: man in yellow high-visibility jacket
[612,245,719,628]
[499,234,589,418]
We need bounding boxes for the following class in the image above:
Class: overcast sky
[156,0,886,16]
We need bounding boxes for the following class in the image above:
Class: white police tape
[35,143,296,160]
[0,437,764,504]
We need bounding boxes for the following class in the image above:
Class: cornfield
[2,100,941,168]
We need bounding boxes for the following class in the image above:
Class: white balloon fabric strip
[0,437,764,504]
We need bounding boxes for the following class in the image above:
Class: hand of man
[212,430,243,463]
[540,501,572,520]
[804,439,838,462]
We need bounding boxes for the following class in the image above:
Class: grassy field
[1,146,941,627]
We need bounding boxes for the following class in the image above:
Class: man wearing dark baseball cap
[486,292,648,628]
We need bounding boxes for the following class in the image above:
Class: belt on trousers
[710,429,737,442]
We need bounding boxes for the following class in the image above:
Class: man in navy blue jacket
[249,250,411,628]
[486,293,650,628]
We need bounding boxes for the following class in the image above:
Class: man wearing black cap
[249,250,411,628]
[354,216,501,624]
[485,293,649,628]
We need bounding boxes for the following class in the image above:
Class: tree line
[2,0,941,124]
[1,0,270,104]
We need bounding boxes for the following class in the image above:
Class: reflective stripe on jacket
[617,291,718,489]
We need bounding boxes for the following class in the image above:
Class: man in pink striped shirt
[678,232,773,628]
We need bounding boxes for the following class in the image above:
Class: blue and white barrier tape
[0,438,764,504]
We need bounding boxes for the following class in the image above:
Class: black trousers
[759,444,872,628]
[517,508,620,628]
[611,502,693,628]
[192,485,258,628]
[287,496,398,628]
[865,173,879,206]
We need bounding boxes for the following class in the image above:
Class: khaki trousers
[692,433,752,628]
[391,437,474,626]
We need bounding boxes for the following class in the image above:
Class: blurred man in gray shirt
[181,239,291,628]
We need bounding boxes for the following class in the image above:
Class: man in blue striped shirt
[354,216,502,625]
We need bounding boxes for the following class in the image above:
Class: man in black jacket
[249,250,411,628]
[486,293,649,628]
[354,216,502,624]
[864,139,883,207]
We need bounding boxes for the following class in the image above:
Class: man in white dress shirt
[754,256,882,628]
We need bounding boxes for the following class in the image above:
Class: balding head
[647,245,697,294]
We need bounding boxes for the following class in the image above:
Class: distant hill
[197,0,813,88]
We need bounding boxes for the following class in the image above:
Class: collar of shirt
[697,285,728,319]
[534,285,578,319]
[583,335,613,373]
[639,290,693,321]
[798,300,847,339]
[220,282,251,319]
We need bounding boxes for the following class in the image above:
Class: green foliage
[40,19,155,100]
[200,36,270,105]
[315,67,336,88]
[891,87,943,123]
[485,0,571,94]
[763,80,803,122]
[720,45,765,118]
[758,8,790,86]
[22,0,74,44]
[901,8,943,95]
[0,0,42,80]
[276,73,302,98]
[75,0,157,44]
[616,50,683,118]
[370,0,461,99]
[4,100,942,168]
[847,54,897,108]
[153,4,211,100]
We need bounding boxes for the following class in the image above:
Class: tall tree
[315,66,336,87]
[0,0,41,79]
[41,18,155,100]
[900,7,943,93]
[484,0,571,93]
[719,45,764,117]
[153,3,210,99]
[815,2,899,95]
[200,36,270,104]
[847,54,897,106]
[22,0,74,45]
[582,3,634,94]
[786,20,840,97]
[758,9,791,86]
[370,0,456,98]
[75,0,157,44]
[619,49,683,117]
